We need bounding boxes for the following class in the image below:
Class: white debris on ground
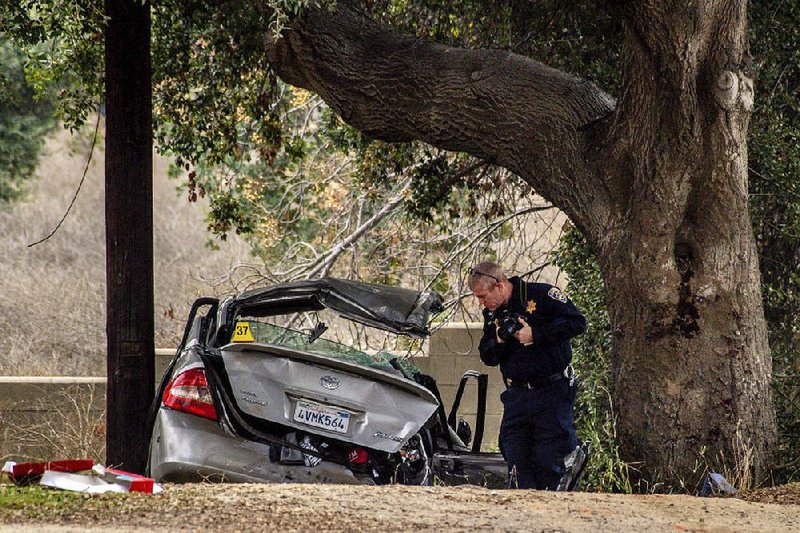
[2,459,162,494]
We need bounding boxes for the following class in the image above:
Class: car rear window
[240,320,419,375]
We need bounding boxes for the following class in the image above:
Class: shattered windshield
[241,320,420,375]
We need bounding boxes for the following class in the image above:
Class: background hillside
[0,125,251,376]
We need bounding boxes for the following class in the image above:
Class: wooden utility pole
[104,0,154,473]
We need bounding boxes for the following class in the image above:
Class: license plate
[293,400,350,434]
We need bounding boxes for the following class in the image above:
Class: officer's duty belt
[506,369,568,390]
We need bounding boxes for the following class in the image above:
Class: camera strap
[519,280,529,309]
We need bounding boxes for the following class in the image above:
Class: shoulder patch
[547,287,568,303]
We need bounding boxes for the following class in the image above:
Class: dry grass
[0,123,252,376]
[0,385,106,464]
[717,422,757,492]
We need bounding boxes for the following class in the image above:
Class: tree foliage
[0,41,55,201]
[748,0,800,482]
[0,1,102,129]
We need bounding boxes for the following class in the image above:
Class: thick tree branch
[266,0,615,231]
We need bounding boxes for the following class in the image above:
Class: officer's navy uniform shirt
[479,276,587,382]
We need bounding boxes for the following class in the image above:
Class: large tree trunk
[595,1,776,486]
[600,211,775,486]
[264,0,777,486]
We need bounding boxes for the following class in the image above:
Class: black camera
[490,309,526,342]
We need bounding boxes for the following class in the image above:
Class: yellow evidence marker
[232,321,255,342]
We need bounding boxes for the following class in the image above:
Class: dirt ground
[2,482,799,532]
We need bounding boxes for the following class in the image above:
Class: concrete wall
[0,350,174,461]
[0,377,108,461]
[1,331,506,458]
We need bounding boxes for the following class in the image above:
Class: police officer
[469,261,586,490]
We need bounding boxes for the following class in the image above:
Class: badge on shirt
[548,287,568,303]
[526,300,537,313]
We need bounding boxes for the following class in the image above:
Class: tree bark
[596,0,776,486]
[265,0,777,486]
[266,1,615,233]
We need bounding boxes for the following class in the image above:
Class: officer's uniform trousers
[499,377,577,489]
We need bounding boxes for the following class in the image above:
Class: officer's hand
[494,320,505,344]
[514,317,533,346]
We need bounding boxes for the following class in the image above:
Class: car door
[431,370,507,488]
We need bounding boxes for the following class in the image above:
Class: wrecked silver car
[147,278,511,487]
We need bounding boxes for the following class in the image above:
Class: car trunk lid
[218,278,444,342]
[218,343,439,453]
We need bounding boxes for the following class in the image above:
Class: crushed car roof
[221,277,444,338]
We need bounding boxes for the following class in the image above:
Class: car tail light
[347,447,369,465]
[162,367,218,421]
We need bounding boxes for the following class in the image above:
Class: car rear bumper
[148,408,364,484]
